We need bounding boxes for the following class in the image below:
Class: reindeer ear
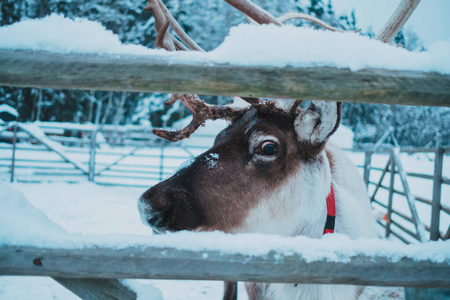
[293,101,341,157]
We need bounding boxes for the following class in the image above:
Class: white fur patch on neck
[241,152,331,238]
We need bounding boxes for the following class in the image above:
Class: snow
[330,124,354,149]
[1,182,449,262]
[0,14,151,55]
[1,180,441,299]
[0,104,19,118]
[122,280,164,300]
[0,182,67,244]
[204,152,219,169]
[1,14,450,74]
[209,24,450,73]
[0,185,165,300]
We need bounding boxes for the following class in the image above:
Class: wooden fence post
[363,152,372,189]
[10,123,18,183]
[54,278,136,300]
[430,147,444,241]
[385,151,395,238]
[391,149,427,242]
[88,129,97,182]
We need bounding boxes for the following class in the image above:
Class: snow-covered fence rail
[1,49,449,107]
[1,240,449,289]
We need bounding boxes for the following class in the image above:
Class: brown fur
[140,107,305,233]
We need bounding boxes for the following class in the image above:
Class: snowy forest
[0,0,448,146]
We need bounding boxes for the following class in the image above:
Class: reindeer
[138,1,420,299]
[139,96,378,300]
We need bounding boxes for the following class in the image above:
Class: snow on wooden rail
[1,49,449,107]
[1,240,449,289]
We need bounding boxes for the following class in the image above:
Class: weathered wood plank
[53,278,136,300]
[0,49,449,107]
[1,244,449,288]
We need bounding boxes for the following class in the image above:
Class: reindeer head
[139,0,348,236]
[139,96,341,236]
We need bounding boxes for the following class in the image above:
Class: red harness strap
[323,185,336,234]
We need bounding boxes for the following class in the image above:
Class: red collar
[323,185,336,234]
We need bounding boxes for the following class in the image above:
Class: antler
[152,94,249,142]
[144,0,175,51]
[225,0,282,25]
[145,0,197,51]
[277,12,360,33]
[375,0,421,43]
[147,0,418,142]
[144,0,264,141]
[225,0,358,33]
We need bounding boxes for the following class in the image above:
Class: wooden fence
[1,49,449,107]
[1,18,450,300]
[1,242,449,288]
[0,122,206,186]
[357,147,449,243]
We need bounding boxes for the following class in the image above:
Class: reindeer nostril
[147,215,162,227]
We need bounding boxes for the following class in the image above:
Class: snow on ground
[0,104,19,118]
[0,182,417,300]
[1,14,449,74]
[0,182,240,300]
[3,182,449,261]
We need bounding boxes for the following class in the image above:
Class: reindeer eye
[258,141,278,155]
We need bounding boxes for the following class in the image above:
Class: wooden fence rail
[1,49,449,107]
[1,244,449,289]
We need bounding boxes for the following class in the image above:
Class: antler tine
[224,0,282,26]
[154,21,170,49]
[165,93,183,106]
[172,37,189,51]
[145,0,176,51]
[145,0,190,51]
[153,94,248,142]
[376,0,421,44]
[226,0,358,33]
[277,12,360,33]
[155,0,205,52]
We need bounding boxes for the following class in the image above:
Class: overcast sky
[325,0,449,48]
